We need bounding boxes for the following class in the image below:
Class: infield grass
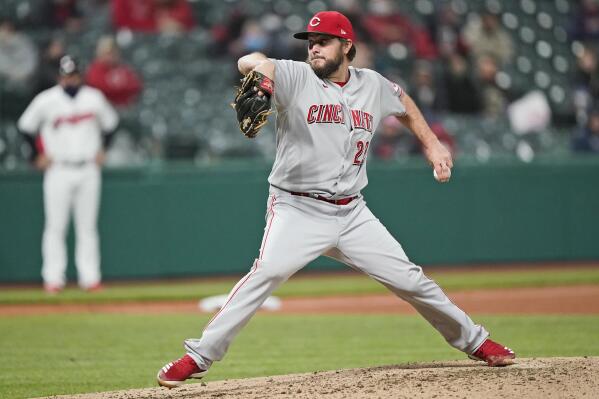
[1,265,598,304]
[1,314,598,399]
[2,266,599,398]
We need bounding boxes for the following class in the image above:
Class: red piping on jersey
[259,194,276,259]
[203,194,277,331]
[203,260,259,331]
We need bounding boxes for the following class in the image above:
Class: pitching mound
[40,357,598,399]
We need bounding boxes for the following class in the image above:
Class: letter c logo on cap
[309,17,321,27]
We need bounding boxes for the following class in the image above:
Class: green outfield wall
[1,157,598,283]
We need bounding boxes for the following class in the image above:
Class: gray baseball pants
[185,187,488,369]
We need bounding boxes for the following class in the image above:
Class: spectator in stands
[476,55,507,118]
[410,60,444,119]
[427,121,456,156]
[31,0,83,32]
[442,53,482,114]
[85,36,143,107]
[571,0,599,42]
[572,107,599,153]
[373,116,419,160]
[0,19,38,87]
[228,19,272,58]
[361,0,437,59]
[350,41,374,69]
[332,0,368,40]
[111,0,195,34]
[36,37,66,94]
[463,11,513,65]
[428,3,469,58]
[573,45,599,125]
[373,116,456,160]
[208,5,248,57]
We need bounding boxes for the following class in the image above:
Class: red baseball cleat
[157,354,207,388]
[84,283,104,293]
[44,284,63,295]
[469,338,516,367]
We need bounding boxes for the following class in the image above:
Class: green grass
[1,266,598,398]
[1,265,599,304]
[1,314,598,399]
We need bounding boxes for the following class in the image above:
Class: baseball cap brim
[293,31,345,40]
[293,31,310,40]
[59,69,80,76]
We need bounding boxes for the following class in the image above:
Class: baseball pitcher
[158,11,515,388]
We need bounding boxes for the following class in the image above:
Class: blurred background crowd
[1,0,598,169]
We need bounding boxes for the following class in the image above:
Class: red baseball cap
[294,11,355,41]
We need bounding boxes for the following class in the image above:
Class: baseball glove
[232,70,274,139]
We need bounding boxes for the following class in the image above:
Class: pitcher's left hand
[424,141,452,183]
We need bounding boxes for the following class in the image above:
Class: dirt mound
[39,357,598,399]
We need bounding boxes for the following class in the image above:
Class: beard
[308,49,344,79]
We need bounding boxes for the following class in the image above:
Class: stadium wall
[1,158,598,282]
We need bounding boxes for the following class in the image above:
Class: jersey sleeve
[270,59,309,110]
[17,94,45,135]
[95,92,119,132]
[377,72,407,118]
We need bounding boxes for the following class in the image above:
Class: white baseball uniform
[18,85,118,289]
[184,60,488,370]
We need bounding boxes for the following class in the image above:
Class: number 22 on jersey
[353,140,370,165]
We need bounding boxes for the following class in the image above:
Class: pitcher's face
[307,34,346,79]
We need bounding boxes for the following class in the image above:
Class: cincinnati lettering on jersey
[350,109,373,132]
[53,112,95,129]
[307,104,344,124]
[307,104,373,132]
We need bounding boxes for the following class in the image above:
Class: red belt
[290,191,358,205]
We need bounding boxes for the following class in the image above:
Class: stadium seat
[0,0,584,167]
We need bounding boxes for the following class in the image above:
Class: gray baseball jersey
[268,60,406,198]
[183,60,489,371]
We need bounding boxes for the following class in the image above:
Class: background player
[18,55,119,294]
[157,11,515,388]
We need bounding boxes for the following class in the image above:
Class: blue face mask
[63,84,80,97]
[243,35,268,52]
